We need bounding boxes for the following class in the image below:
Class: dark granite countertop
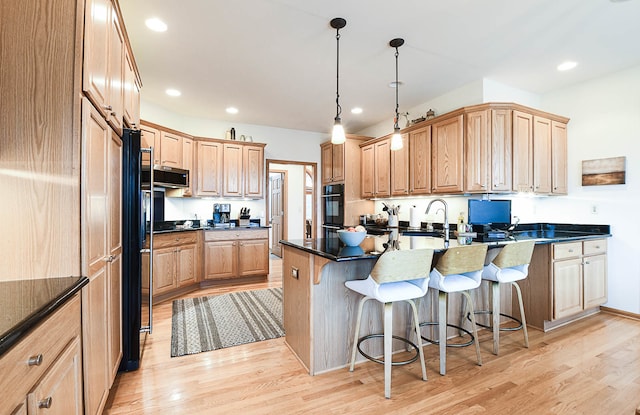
[152,225,270,234]
[0,276,88,356]
[283,223,611,262]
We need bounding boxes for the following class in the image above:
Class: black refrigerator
[120,128,154,371]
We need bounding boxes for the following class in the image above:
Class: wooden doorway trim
[269,170,287,257]
[266,159,318,242]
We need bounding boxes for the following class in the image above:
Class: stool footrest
[467,310,523,331]
[356,334,420,366]
[418,322,475,348]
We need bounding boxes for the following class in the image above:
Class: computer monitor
[468,199,511,227]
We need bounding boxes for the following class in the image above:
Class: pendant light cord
[335,29,342,119]
[394,48,399,130]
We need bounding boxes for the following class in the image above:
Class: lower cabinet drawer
[583,239,607,255]
[553,242,582,260]
[0,294,81,414]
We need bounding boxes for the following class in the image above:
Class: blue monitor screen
[468,199,511,226]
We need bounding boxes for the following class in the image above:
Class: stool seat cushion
[345,276,429,303]
[482,263,529,283]
[428,268,482,293]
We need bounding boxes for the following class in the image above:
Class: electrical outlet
[591,205,598,214]
[291,267,299,279]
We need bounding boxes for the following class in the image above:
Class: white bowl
[337,229,366,246]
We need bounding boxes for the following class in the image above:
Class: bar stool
[422,244,488,375]
[345,248,434,399]
[475,240,535,355]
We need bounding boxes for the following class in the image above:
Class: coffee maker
[213,203,231,227]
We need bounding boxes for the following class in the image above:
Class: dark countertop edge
[281,232,612,262]
[0,276,89,356]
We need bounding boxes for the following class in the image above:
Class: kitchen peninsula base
[281,241,511,375]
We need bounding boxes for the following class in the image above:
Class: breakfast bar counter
[281,225,611,375]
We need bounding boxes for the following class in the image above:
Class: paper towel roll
[409,206,421,228]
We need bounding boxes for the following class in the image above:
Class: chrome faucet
[426,198,449,247]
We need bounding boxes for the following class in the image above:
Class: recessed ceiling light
[389,81,404,88]
[165,89,181,97]
[226,107,239,114]
[145,18,167,32]
[351,107,363,114]
[557,61,577,71]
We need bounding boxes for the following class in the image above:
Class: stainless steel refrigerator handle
[140,146,154,334]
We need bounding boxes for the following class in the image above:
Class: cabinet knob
[38,397,53,409]
[103,104,113,111]
[584,261,590,265]
[28,354,43,366]
[568,249,574,253]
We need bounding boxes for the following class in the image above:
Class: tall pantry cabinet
[82,0,140,414]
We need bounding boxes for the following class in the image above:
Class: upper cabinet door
[512,110,534,192]
[360,144,375,198]
[196,141,223,197]
[83,0,110,114]
[409,126,431,195]
[140,124,160,166]
[331,143,345,183]
[464,110,490,193]
[223,143,243,197]
[123,48,141,129]
[159,131,183,168]
[432,114,464,194]
[374,139,391,197]
[551,121,568,195]
[490,109,513,192]
[106,7,124,136]
[243,145,264,199]
[533,116,552,194]
[391,134,409,196]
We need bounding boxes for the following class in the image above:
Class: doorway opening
[266,160,317,258]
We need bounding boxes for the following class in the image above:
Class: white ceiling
[119,0,640,135]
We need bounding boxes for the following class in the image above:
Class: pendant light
[389,38,404,151]
[330,18,346,145]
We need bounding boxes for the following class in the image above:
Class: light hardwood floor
[105,256,640,414]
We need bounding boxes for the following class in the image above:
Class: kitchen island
[281,224,610,375]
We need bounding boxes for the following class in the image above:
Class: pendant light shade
[389,38,404,151]
[330,17,347,145]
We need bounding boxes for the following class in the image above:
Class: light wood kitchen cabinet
[490,109,513,192]
[464,108,513,193]
[0,294,83,415]
[409,126,431,195]
[432,114,464,193]
[222,143,265,198]
[223,143,243,197]
[166,137,195,197]
[81,98,122,415]
[321,142,345,184]
[83,0,124,135]
[360,138,391,198]
[123,47,141,129]
[551,121,568,194]
[512,111,554,194]
[196,140,223,197]
[140,123,161,166]
[552,239,608,321]
[142,231,200,298]
[204,229,269,280]
[27,336,83,415]
[464,109,491,192]
[244,145,265,198]
[533,116,552,194]
[391,133,410,196]
[160,131,184,168]
[512,110,534,192]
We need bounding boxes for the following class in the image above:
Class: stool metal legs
[437,290,482,375]
[489,280,529,355]
[349,296,427,399]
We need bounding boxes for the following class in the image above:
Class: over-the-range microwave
[141,165,189,189]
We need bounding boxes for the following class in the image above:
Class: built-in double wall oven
[321,183,344,237]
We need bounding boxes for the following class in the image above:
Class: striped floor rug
[171,287,284,357]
